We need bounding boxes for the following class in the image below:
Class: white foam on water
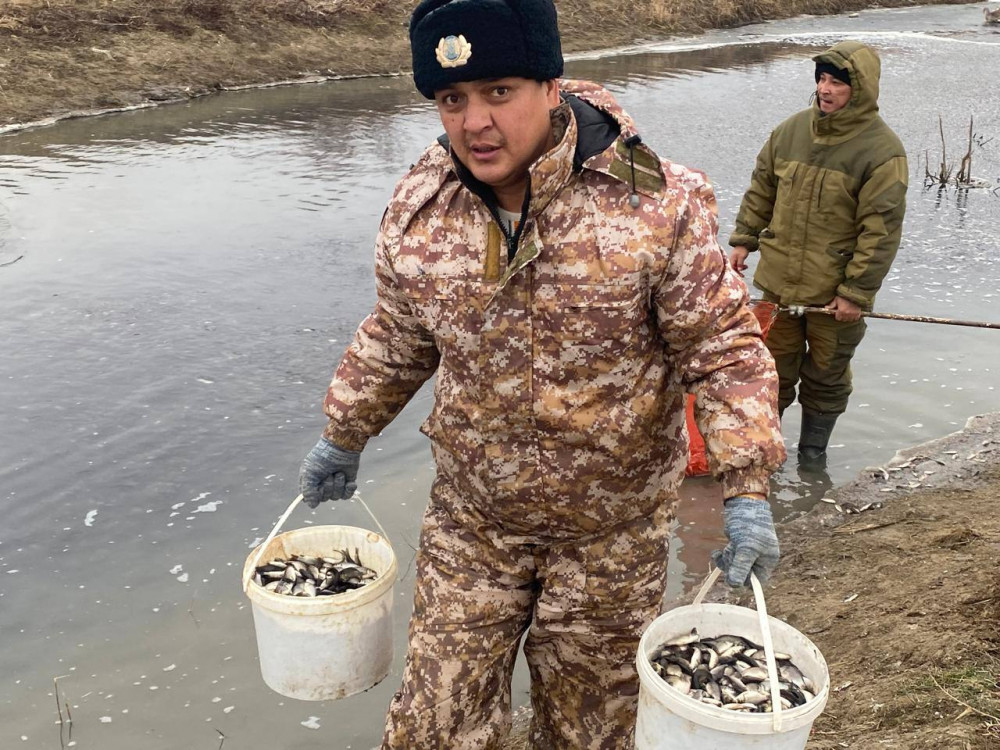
[194,501,221,513]
[84,510,98,527]
[301,716,321,730]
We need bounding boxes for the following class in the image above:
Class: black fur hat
[409,0,564,99]
[815,61,852,86]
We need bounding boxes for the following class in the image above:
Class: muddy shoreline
[0,0,974,133]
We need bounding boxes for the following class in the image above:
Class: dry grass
[0,0,975,44]
[0,0,399,40]
[0,0,976,127]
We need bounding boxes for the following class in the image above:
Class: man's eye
[493,86,509,96]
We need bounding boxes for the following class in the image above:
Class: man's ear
[543,79,561,107]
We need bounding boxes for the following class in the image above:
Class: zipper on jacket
[488,186,532,263]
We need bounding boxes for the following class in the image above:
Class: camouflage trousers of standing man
[381,477,674,750]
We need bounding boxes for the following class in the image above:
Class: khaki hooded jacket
[322,80,785,539]
[729,41,908,310]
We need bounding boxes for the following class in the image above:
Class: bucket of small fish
[635,569,829,750]
[243,524,397,701]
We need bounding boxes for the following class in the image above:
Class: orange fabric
[685,302,777,477]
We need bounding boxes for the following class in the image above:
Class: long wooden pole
[783,304,1000,330]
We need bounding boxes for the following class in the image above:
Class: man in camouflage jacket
[729,41,908,462]
[298,1,785,747]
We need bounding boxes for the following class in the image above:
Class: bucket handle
[692,567,784,732]
[242,494,304,594]
[241,492,392,594]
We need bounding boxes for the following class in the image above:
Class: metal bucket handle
[241,492,390,594]
[692,567,784,732]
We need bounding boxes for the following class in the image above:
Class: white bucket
[243,524,397,701]
[635,570,829,749]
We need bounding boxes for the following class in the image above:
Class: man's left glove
[711,496,780,587]
[298,437,362,508]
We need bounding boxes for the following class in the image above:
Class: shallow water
[1,4,998,748]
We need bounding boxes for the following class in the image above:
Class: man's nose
[463,98,492,132]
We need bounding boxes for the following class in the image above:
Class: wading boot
[799,410,839,464]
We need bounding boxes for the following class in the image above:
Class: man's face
[434,78,560,209]
[816,72,852,114]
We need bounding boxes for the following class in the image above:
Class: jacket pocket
[537,283,648,346]
[405,277,483,351]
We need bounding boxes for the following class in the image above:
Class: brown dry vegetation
[0,0,975,128]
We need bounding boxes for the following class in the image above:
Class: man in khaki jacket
[730,41,908,462]
[298,1,785,747]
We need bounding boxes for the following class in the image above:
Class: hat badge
[435,34,472,68]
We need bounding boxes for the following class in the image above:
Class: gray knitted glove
[711,497,780,587]
[298,437,361,509]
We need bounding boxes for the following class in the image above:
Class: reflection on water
[1,6,998,748]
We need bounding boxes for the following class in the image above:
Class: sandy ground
[504,414,1000,749]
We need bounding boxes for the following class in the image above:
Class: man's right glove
[298,437,362,509]
[711,496,780,587]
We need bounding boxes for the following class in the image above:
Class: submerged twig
[956,116,973,185]
[53,674,73,750]
[925,115,992,189]
[53,678,64,726]
[0,254,24,267]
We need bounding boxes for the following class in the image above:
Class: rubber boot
[799,410,839,462]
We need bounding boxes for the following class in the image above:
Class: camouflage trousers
[763,292,867,415]
[381,478,673,750]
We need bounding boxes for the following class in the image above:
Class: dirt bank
[0,0,974,131]
[504,414,1000,749]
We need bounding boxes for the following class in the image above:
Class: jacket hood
[559,79,641,167]
[811,41,882,142]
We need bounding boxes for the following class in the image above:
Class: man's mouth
[469,143,502,155]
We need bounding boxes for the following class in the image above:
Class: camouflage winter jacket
[729,41,908,310]
[323,80,784,538]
